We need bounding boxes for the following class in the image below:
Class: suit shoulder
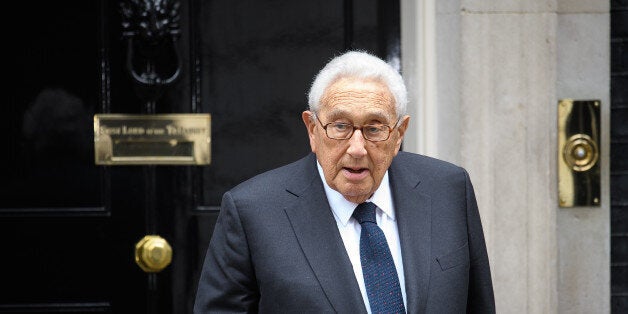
[394,151,465,175]
[391,151,471,189]
[229,154,315,198]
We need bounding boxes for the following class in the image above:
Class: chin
[340,187,372,199]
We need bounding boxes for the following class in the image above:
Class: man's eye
[365,125,383,133]
[332,123,350,131]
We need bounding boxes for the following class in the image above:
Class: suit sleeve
[193,191,259,314]
[463,169,496,314]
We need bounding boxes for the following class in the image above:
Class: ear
[302,111,318,152]
[393,115,410,153]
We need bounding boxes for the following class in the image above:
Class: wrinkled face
[302,77,409,204]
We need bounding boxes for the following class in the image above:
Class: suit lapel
[390,158,432,314]
[283,154,366,313]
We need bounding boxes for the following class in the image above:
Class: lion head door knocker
[120,0,181,106]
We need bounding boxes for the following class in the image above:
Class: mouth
[344,167,366,173]
[342,167,369,180]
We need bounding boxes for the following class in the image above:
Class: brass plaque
[94,114,211,165]
[557,100,600,207]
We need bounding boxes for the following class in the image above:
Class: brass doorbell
[557,99,600,207]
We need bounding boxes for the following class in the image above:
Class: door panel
[1,2,119,313]
[0,0,400,313]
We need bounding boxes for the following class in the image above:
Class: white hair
[307,50,408,119]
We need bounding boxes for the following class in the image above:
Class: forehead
[320,77,396,120]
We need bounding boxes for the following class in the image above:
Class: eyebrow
[325,109,392,124]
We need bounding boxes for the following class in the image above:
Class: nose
[346,129,368,158]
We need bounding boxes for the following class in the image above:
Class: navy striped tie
[353,202,405,314]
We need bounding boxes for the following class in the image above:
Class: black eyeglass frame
[314,114,400,142]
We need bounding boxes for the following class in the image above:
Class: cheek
[369,146,396,170]
[310,129,329,153]
[322,148,351,180]
[372,158,389,174]
[320,146,344,166]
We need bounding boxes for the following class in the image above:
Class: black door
[0,0,399,313]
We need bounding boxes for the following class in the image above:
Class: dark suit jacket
[194,152,495,313]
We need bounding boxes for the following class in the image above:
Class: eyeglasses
[315,115,398,142]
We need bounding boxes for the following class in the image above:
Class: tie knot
[352,202,377,224]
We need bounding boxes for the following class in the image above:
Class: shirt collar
[316,161,396,227]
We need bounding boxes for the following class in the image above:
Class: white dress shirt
[316,162,407,313]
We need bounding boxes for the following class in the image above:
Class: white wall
[555,1,610,312]
[401,0,610,313]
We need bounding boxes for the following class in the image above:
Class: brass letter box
[94,114,211,165]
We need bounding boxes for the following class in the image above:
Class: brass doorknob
[135,235,172,273]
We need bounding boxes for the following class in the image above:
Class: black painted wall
[611,0,628,312]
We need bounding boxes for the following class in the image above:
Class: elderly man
[194,51,495,313]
